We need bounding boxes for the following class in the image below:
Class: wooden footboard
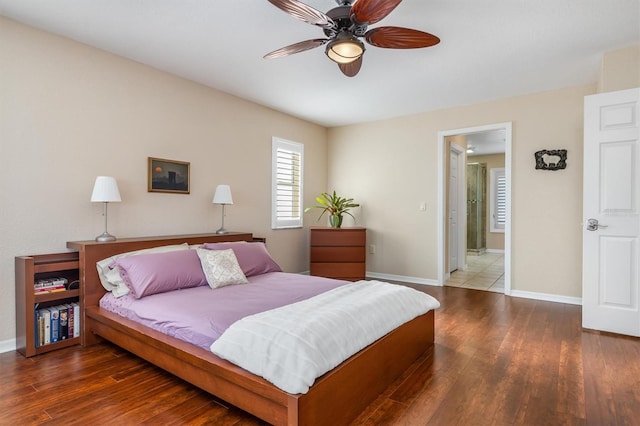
[86,306,293,424]
[68,233,436,425]
[87,306,434,425]
[295,310,434,425]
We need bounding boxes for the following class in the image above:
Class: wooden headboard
[66,232,253,345]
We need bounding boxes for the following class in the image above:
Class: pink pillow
[114,249,207,298]
[202,242,282,277]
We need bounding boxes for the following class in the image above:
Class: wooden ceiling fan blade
[267,0,335,28]
[351,0,403,25]
[338,56,363,77]
[365,26,440,48]
[264,39,328,59]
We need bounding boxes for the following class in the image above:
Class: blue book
[58,306,68,340]
[49,306,60,343]
[34,310,40,348]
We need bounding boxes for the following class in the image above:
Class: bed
[67,233,436,425]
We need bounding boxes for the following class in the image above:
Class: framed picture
[148,157,190,194]
[534,149,567,171]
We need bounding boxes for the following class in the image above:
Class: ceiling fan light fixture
[325,34,364,64]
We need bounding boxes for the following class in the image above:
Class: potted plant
[304,191,360,228]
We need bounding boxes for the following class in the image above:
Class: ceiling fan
[264,0,440,77]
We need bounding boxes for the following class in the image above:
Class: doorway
[437,122,512,295]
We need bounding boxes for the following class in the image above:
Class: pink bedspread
[99,272,346,350]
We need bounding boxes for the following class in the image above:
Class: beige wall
[0,18,328,343]
[598,45,640,93]
[468,153,506,251]
[328,84,594,297]
[328,44,637,296]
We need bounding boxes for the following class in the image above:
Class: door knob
[586,218,608,231]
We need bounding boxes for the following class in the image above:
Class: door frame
[437,122,513,294]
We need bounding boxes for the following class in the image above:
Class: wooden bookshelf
[15,252,80,357]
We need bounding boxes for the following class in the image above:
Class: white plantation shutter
[272,137,303,229]
[490,168,506,232]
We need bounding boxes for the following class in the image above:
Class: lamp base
[215,228,228,234]
[95,232,117,242]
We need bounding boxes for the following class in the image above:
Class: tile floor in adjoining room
[446,253,505,293]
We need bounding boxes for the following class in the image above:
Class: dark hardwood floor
[2,285,639,425]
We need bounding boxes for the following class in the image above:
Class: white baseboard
[509,290,582,306]
[486,249,505,254]
[367,272,441,287]
[288,271,583,306]
[367,272,582,306]
[0,338,16,354]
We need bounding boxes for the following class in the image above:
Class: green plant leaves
[304,190,360,222]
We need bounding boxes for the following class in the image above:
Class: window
[490,167,506,232]
[272,137,303,229]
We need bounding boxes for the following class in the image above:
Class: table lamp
[91,176,121,242]
[213,184,233,234]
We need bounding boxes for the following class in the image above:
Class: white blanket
[210,280,440,394]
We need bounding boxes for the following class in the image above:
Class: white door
[449,146,460,272]
[583,87,640,337]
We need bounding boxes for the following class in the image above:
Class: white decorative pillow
[196,248,248,289]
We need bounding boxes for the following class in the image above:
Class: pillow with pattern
[201,241,281,277]
[196,248,248,289]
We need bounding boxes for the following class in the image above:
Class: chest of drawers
[310,227,366,281]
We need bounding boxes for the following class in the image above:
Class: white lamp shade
[212,184,233,205]
[91,176,122,202]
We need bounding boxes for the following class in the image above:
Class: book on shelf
[58,306,68,340]
[39,311,45,347]
[34,285,67,294]
[35,310,43,348]
[34,310,38,348]
[42,309,51,345]
[34,277,68,289]
[34,277,69,295]
[72,302,80,338]
[33,302,81,348]
[64,303,74,340]
[49,306,60,343]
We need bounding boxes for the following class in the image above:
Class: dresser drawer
[310,246,365,263]
[310,229,366,247]
[310,262,365,280]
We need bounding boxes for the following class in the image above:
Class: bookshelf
[15,251,80,357]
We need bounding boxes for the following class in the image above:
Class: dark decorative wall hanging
[534,149,567,171]
[148,157,190,194]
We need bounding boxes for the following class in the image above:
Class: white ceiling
[466,129,506,156]
[1,0,638,127]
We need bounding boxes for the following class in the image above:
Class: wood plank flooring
[1,285,638,425]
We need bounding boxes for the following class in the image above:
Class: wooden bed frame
[67,233,435,425]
